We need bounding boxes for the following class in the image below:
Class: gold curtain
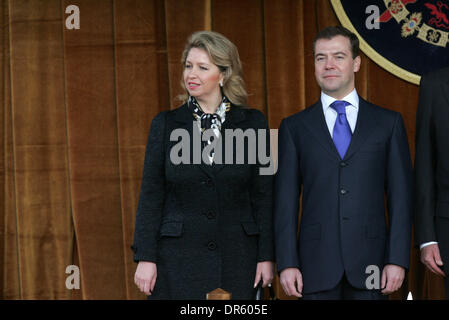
[0,0,444,299]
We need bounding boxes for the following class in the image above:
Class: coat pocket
[158,221,183,239]
[241,221,260,236]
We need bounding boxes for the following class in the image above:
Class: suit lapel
[301,98,378,161]
[343,97,377,161]
[301,101,341,160]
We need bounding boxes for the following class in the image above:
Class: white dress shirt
[420,241,438,249]
[321,89,359,137]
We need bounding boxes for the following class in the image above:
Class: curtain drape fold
[0,0,440,299]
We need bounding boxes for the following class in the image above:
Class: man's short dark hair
[313,26,360,59]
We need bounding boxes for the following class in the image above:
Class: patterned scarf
[188,95,231,163]
[188,95,231,132]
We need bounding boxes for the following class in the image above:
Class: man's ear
[353,55,361,73]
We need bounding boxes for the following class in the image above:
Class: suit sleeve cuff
[420,241,438,250]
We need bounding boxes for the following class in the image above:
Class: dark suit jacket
[132,103,274,299]
[274,97,413,294]
[414,67,449,258]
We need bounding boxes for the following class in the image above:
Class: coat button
[340,161,347,167]
[207,211,216,219]
[207,241,217,250]
[340,188,348,195]
[201,179,213,186]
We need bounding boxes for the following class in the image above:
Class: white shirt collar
[321,88,359,112]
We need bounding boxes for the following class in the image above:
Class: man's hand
[279,268,303,298]
[380,264,405,295]
[420,243,445,277]
[134,261,157,295]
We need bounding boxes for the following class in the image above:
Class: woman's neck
[196,94,222,114]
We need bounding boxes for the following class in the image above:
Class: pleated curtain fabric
[0,0,440,299]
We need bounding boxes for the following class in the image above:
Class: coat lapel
[343,97,377,161]
[213,106,246,174]
[301,98,378,161]
[301,101,341,160]
[173,103,246,177]
[174,103,214,178]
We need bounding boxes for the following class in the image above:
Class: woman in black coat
[132,31,274,299]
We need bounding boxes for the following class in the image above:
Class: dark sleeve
[249,110,275,262]
[273,118,302,273]
[414,74,437,246]
[385,112,413,269]
[132,111,167,263]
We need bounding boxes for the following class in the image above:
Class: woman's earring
[219,80,223,87]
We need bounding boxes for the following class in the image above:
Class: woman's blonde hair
[179,31,248,107]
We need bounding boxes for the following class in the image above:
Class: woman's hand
[134,261,157,295]
[254,261,274,288]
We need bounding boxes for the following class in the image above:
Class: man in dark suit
[414,66,449,299]
[273,26,413,300]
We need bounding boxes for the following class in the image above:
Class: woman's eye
[200,66,208,71]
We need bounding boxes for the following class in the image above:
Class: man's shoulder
[361,98,400,120]
[282,102,321,124]
[161,103,189,122]
[421,66,449,84]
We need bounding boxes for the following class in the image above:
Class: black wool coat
[132,103,274,299]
